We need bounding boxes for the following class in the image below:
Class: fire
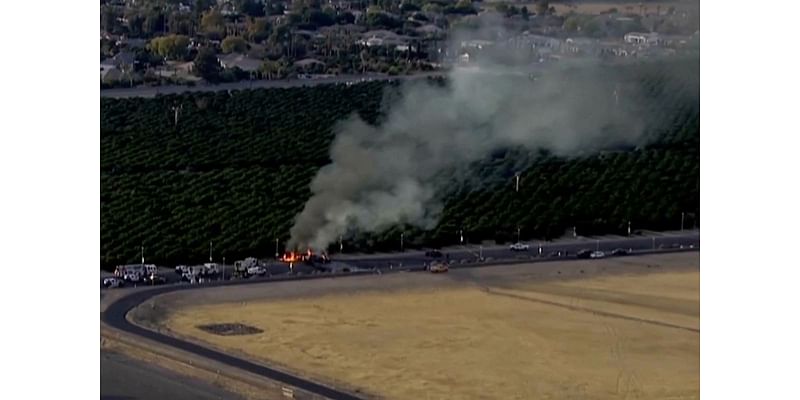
[280,249,330,263]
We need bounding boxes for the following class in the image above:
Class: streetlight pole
[400,232,404,252]
[627,220,631,236]
[515,173,520,192]
[459,229,464,245]
[275,238,279,259]
[209,241,213,263]
[339,235,343,253]
[681,212,685,231]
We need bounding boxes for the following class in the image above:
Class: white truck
[233,257,267,278]
[114,264,146,283]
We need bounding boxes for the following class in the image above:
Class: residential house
[624,32,660,46]
[218,54,263,73]
[100,63,122,82]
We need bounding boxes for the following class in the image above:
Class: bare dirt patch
[197,323,264,336]
[148,252,699,400]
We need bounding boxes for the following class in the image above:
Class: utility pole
[275,238,279,259]
[171,104,182,126]
[209,241,213,263]
[627,220,631,236]
[681,212,685,231]
[400,232,404,252]
[140,245,144,266]
[459,229,464,245]
[339,235,343,253]
[515,173,520,192]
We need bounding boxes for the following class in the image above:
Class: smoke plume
[289,26,663,251]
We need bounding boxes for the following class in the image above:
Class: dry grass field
[156,253,699,400]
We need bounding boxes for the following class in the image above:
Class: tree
[422,3,442,14]
[150,34,191,60]
[200,10,225,39]
[193,48,223,82]
[221,36,248,53]
[247,17,271,43]
[521,6,529,20]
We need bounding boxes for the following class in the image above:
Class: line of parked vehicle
[102,256,280,289]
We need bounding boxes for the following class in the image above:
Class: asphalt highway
[343,231,700,269]
[101,231,699,400]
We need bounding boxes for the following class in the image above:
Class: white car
[247,266,267,276]
[590,251,606,259]
[123,272,141,282]
[103,277,123,288]
[509,242,530,251]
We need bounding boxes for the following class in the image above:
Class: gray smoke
[289,28,657,251]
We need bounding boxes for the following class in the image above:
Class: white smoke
[289,25,664,251]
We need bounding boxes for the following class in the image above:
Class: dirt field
[149,253,699,400]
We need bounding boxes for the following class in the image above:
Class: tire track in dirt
[480,287,699,333]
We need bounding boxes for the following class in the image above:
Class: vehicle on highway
[233,257,267,278]
[428,261,449,273]
[509,242,530,251]
[115,264,145,279]
[181,265,207,283]
[425,249,443,258]
[142,274,167,285]
[123,271,142,283]
[590,251,606,259]
[144,264,158,276]
[103,277,124,288]
[611,248,629,256]
[576,249,592,259]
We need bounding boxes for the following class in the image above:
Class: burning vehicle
[279,249,332,272]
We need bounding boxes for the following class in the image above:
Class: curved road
[102,231,699,400]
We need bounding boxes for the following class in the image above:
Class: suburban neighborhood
[100,0,700,88]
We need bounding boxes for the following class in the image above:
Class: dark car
[425,250,443,258]
[548,251,563,257]
[576,249,592,259]
[611,248,629,256]
[143,274,167,285]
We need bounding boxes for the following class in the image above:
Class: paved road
[102,231,698,400]
[100,72,444,99]
[343,231,700,269]
[101,350,240,400]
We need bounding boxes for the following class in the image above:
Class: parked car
[548,250,563,257]
[247,265,267,276]
[143,274,167,285]
[123,271,141,283]
[509,242,530,251]
[590,251,606,259]
[428,261,449,273]
[611,248,629,256]
[103,277,123,288]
